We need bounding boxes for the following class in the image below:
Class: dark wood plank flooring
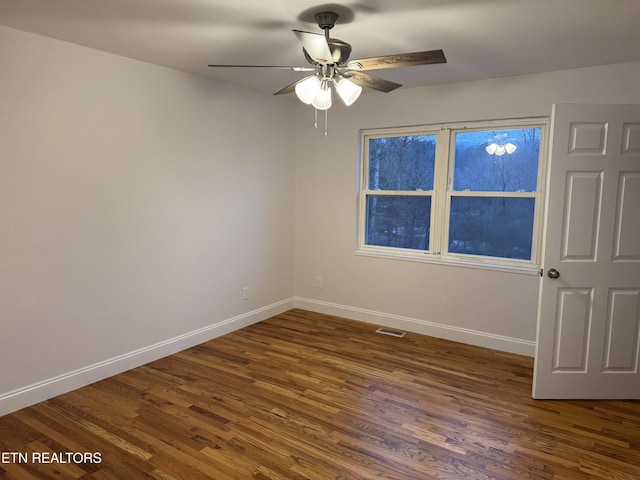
[1,309,639,479]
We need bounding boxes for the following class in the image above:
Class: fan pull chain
[324,109,328,138]
[312,108,328,137]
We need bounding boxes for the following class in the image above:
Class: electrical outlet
[315,276,323,289]
[242,286,250,300]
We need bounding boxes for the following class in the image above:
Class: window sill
[354,248,541,276]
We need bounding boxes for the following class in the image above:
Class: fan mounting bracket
[314,11,339,30]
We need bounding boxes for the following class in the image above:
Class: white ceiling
[2,0,640,97]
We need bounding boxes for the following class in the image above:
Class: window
[358,119,548,272]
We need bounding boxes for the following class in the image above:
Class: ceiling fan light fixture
[335,77,362,106]
[312,79,332,110]
[208,10,447,135]
[295,75,321,104]
[486,139,517,156]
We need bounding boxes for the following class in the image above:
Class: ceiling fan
[208,11,446,110]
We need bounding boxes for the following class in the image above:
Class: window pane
[453,128,540,192]
[366,195,431,250]
[368,135,436,191]
[448,197,535,260]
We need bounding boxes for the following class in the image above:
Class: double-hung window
[358,119,548,272]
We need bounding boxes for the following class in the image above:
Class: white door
[533,103,640,399]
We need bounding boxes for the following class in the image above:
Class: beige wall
[0,26,296,414]
[294,60,640,354]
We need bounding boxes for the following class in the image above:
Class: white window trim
[356,117,549,275]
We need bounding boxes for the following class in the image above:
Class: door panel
[560,172,602,260]
[613,172,640,259]
[552,288,592,372]
[603,289,640,372]
[533,103,640,399]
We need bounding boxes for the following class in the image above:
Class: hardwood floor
[1,309,639,479]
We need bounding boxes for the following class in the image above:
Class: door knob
[547,268,560,279]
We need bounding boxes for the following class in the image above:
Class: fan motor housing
[328,38,352,64]
[303,37,352,65]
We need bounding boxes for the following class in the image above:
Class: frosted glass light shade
[295,76,321,104]
[312,81,332,110]
[486,142,517,155]
[485,143,498,154]
[335,77,362,106]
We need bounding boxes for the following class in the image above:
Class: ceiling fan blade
[293,30,333,64]
[273,76,312,96]
[345,71,402,93]
[347,49,446,71]
[207,64,314,72]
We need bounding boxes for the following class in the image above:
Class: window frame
[357,118,549,274]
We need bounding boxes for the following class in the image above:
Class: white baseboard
[1,297,534,417]
[294,297,536,357]
[0,298,295,417]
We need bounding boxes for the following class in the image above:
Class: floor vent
[375,328,406,338]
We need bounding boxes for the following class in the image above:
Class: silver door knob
[547,268,560,279]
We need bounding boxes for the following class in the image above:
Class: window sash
[444,195,538,261]
[365,194,433,251]
[358,119,548,272]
